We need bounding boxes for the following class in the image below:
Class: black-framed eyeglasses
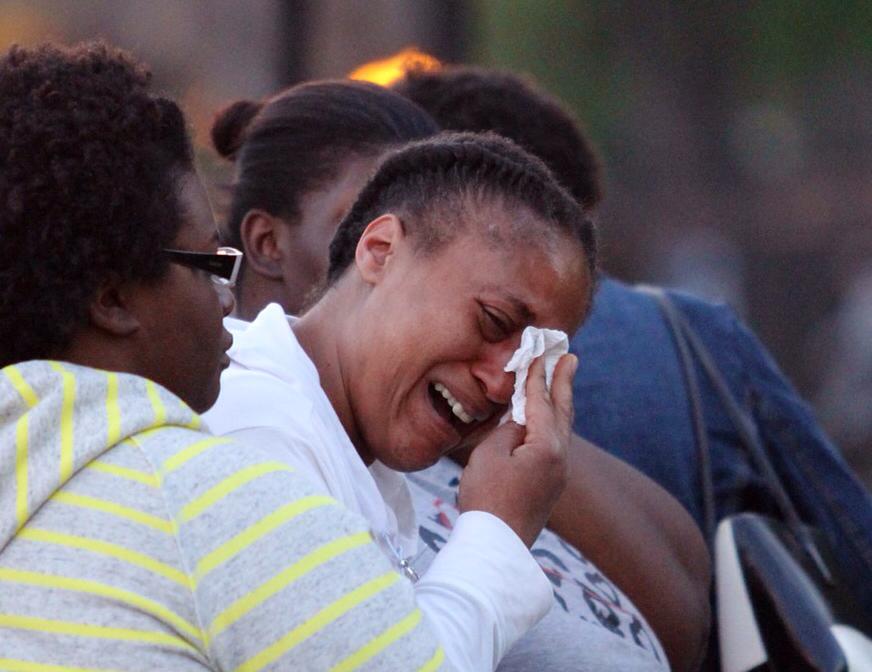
[163,246,243,288]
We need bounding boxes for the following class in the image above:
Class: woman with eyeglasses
[0,42,464,669]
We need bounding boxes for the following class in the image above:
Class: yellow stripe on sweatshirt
[105,372,121,446]
[48,362,76,483]
[194,495,334,584]
[178,399,203,430]
[87,460,160,488]
[3,366,39,407]
[419,647,446,672]
[50,492,173,534]
[0,658,121,672]
[162,437,233,476]
[236,571,401,672]
[18,528,187,586]
[180,462,294,523]
[145,379,167,426]
[0,568,202,645]
[0,614,196,653]
[15,415,29,530]
[4,366,38,531]
[208,531,371,640]
[330,608,423,672]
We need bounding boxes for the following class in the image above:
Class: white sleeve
[415,511,554,671]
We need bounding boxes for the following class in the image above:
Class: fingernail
[570,354,579,376]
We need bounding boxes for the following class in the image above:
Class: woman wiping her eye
[205,77,712,671]
[205,121,673,670]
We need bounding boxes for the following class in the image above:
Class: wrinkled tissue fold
[503,326,570,426]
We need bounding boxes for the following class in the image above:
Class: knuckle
[541,442,565,470]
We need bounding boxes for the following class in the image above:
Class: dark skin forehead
[412,196,592,329]
[412,207,592,335]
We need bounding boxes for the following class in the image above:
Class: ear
[88,274,141,337]
[239,209,289,280]
[355,214,405,285]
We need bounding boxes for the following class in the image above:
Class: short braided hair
[327,131,596,283]
[0,42,194,367]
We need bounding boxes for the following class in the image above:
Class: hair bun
[210,98,263,160]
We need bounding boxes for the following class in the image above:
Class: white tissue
[504,326,570,425]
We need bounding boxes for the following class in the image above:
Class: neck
[58,331,141,382]
[293,288,372,464]
[235,273,297,321]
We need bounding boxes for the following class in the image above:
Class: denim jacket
[570,276,872,618]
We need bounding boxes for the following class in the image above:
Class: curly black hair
[0,42,194,367]
[327,131,597,286]
[393,66,603,211]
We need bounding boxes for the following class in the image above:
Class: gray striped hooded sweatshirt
[0,360,449,670]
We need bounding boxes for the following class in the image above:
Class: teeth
[433,383,474,424]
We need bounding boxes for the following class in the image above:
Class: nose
[217,283,235,317]
[470,339,517,406]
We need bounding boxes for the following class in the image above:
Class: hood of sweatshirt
[0,360,202,551]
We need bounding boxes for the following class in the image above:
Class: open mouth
[428,382,475,430]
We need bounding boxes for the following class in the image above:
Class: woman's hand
[457,353,577,546]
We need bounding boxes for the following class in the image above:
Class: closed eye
[481,305,514,342]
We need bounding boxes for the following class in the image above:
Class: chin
[376,439,448,473]
[384,457,441,473]
[189,379,221,415]
[188,396,212,415]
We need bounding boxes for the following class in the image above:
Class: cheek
[351,317,424,420]
[279,239,332,310]
[300,238,330,277]
[297,218,340,276]
[188,286,223,352]
[385,314,482,396]
[280,242,316,281]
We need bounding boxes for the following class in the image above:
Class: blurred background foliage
[476,1,872,487]
[1,0,870,485]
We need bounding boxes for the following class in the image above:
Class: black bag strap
[637,286,717,546]
[638,285,832,583]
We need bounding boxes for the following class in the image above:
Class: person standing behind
[393,64,872,651]
[211,79,439,319]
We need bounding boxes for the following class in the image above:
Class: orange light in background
[0,5,57,51]
[348,47,441,87]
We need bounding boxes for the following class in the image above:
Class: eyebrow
[482,285,535,323]
[508,296,535,323]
